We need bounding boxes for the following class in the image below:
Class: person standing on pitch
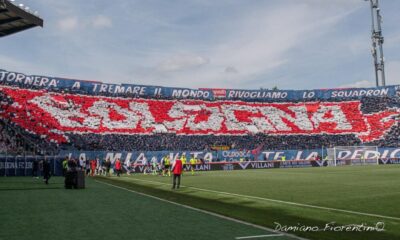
[189,155,196,175]
[115,158,122,177]
[171,157,182,189]
[32,158,39,179]
[105,159,111,176]
[90,159,97,176]
[164,155,171,177]
[62,157,68,177]
[43,159,51,185]
[151,159,157,175]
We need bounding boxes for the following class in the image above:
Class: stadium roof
[0,0,43,37]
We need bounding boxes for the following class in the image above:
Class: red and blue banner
[1,69,399,101]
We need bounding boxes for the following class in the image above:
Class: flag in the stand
[251,143,264,159]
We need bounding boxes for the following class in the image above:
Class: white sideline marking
[122,177,400,221]
[236,234,284,239]
[95,180,306,240]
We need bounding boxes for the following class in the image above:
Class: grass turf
[1,165,399,240]
[0,176,294,240]
[96,165,400,240]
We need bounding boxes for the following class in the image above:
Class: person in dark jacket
[43,159,51,185]
[65,158,78,189]
[32,159,39,179]
[105,159,111,177]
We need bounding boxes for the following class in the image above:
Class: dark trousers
[32,168,38,177]
[172,174,181,189]
[43,171,51,184]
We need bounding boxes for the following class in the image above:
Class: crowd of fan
[360,96,400,148]
[0,121,29,154]
[0,119,58,155]
[0,92,58,155]
[1,83,400,154]
[64,133,362,151]
[59,94,400,151]
[0,92,27,154]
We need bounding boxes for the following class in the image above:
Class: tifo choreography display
[0,86,399,144]
[0,69,400,155]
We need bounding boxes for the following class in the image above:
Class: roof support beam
[0,23,35,36]
[0,16,21,25]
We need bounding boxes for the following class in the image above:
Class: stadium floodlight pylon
[366,0,386,87]
[326,146,379,166]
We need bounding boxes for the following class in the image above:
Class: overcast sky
[1,0,400,90]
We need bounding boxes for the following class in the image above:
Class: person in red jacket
[171,157,183,189]
[115,159,122,177]
[90,159,97,176]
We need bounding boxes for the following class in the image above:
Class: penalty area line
[95,180,306,240]
[123,177,400,222]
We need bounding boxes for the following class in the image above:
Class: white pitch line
[120,177,400,221]
[95,180,306,240]
[235,234,285,239]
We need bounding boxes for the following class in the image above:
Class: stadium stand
[0,120,24,154]
[0,69,399,155]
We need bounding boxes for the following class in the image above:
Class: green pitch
[0,176,294,240]
[98,165,400,240]
[1,165,399,240]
